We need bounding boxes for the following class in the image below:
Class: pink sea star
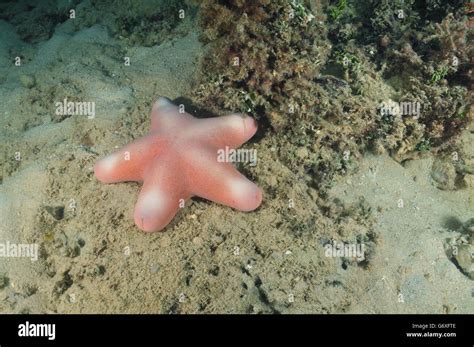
[94,97,263,232]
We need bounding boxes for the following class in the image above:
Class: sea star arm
[94,135,166,183]
[191,113,258,149]
[150,97,196,132]
[186,149,262,212]
[134,156,191,232]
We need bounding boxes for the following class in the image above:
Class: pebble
[431,159,457,190]
[454,244,474,280]
[44,205,65,220]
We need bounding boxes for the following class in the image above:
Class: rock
[93,265,106,276]
[19,74,36,88]
[380,35,390,47]
[44,205,65,220]
[431,159,457,190]
[453,244,474,280]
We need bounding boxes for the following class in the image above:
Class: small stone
[44,205,64,220]
[93,265,106,276]
[20,74,36,88]
[77,238,86,248]
[454,244,473,279]
[431,159,457,190]
[24,284,38,296]
[380,35,390,47]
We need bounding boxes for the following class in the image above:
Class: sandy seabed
[0,8,473,314]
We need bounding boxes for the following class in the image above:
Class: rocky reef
[193,0,472,192]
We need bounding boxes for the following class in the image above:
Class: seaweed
[192,0,471,194]
[194,0,331,131]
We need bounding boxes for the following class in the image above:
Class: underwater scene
[0,0,473,316]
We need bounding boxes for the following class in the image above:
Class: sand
[0,7,473,314]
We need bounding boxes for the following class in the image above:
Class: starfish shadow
[172,97,220,119]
